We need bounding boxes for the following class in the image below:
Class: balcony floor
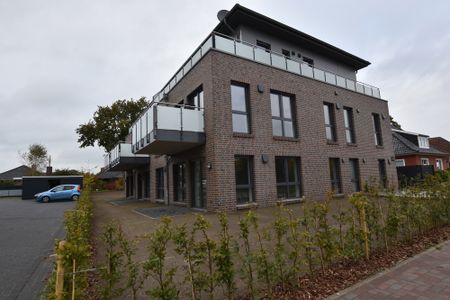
[136,129,205,155]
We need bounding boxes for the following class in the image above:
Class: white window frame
[421,158,430,165]
[395,159,405,167]
[436,159,444,170]
[418,136,429,148]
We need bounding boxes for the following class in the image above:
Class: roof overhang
[214,4,371,70]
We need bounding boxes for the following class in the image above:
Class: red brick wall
[146,50,398,211]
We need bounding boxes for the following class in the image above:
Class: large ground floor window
[156,168,164,199]
[173,163,186,202]
[235,156,254,204]
[329,158,342,194]
[275,156,302,199]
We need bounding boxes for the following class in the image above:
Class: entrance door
[191,160,206,209]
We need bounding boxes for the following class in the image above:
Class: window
[186,86,203,109]
[271,92,296,137]
[303,56,314,66]
[372,113,383,146]
[282,49,291,57]
[436,159,444,170]
[231,83,250,133]
[275,157,302,199]
[173,163,186,202]
[323,103,337,142]
[349,159,361,192]
[156,168,165,199]
[378,159,387,188]
[256,40,271,51]
[344,107,355,144]
[395,159,405,167]
[329,158,342,193]
[418,136,429,148]
[235,156,254,204]
[421,158,429,165]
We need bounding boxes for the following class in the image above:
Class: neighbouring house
[0,165,32,181]
[96,169,125,191]
[103,4,397,211]
[392,129,449,182]
[430,137,450,170]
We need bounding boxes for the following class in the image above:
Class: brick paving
[330,241,450,300]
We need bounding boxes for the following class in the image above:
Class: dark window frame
[235,156,255,204]
[323,102,337,142]
[186,85,204,110]
[344,107,356,144]
[256,40,271,51]
[270,91,297,138]
[303,56,314,66]
[349,158,361,192]
[173,163,186,202]
[329,158,343,194]
[275,156,302,199]
[373,113,383,146]
[378,159,387,189]
[156,168,165,199]
[230,82,251,134]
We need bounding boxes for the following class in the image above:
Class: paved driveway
[330,241,450,300]
[0,197,74,299]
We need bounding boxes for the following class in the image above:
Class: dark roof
[0,165,32,180]
[430,137,450,155]
[214,4,370,70]
[392,132,447,157]
[97,171,124,180]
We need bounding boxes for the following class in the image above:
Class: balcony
[104,143,149,171]
[151,32,381,103]
[132,102,205,155]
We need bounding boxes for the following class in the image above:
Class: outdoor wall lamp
[207,162,212,170]
[257,83,264,93]
[261,154,269,164]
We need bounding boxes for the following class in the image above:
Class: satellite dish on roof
[217,10,229,21]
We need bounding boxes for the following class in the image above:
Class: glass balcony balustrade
[131,102,205,155]
[151,32,381,103]
[104,143,149,171]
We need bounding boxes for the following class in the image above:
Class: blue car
[35,184,81,203]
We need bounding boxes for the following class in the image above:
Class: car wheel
[42,196,50,203]
[71,195,79,201]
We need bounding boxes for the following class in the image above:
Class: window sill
[233,132,254,138]
[376,145,384,149]
[276,197,304,205]
[327,141,339,145]
[333,193,345,198]
[273,136,299,142]
[236,202,258,210]
[346,143,358,147]
[155,199,165,204]
[172,201,187,207]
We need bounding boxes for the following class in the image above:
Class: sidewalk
[330,241,450,300]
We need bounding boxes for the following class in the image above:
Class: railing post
[55,240,67,300]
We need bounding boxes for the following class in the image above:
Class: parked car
[34,184,81,202]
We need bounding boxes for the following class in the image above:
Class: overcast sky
[1,0,449,173]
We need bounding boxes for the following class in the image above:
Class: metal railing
[151,32,381,103]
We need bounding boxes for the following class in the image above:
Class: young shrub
[214,212,235,300]
[272,206,290,290]
[237,211,257,300]
[194,215,216,299]
[100,222,125,300]
[117,227,146,300]
[286,208,303,284]
[173,220,209,300]
[301,203,316,273]
[310,200,338,271]
[144,217,178,300]
[348,192,370,260]
[249,211,274,296]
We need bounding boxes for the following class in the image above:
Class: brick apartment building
[103,4,398,211]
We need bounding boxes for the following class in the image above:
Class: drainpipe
[166,155,171,206]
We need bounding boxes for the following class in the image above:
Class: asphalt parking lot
[0,197,74,299]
